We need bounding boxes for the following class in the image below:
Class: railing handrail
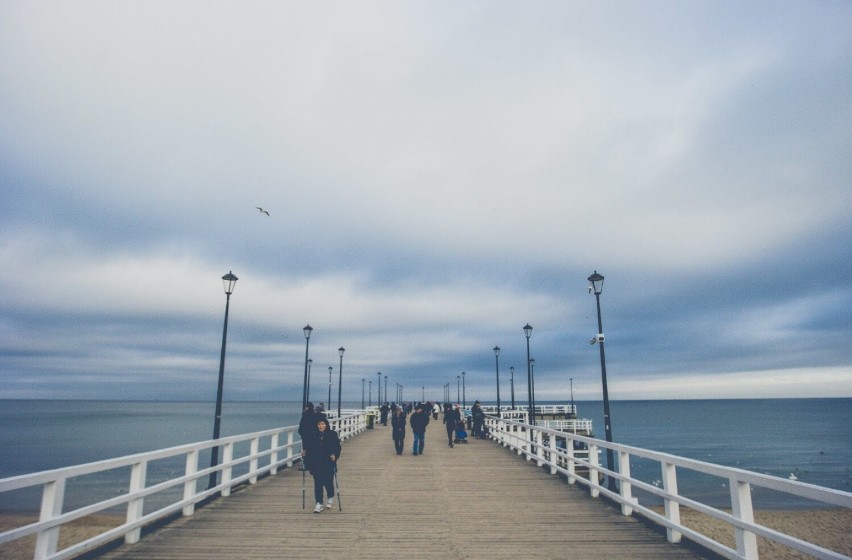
[0,411,370,560]
[484,414,852,560]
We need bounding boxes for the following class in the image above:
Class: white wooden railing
[485,415,852,560]
[0,411,369,560]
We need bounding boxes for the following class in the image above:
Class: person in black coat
[391,407,407,455]
[298,402,327,447]
[302,418,341,513]
[409,404,430,455]
[443,403,461,447]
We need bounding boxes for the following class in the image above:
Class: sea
[0,398,849,513]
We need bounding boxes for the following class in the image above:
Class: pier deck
[99,419,712,560]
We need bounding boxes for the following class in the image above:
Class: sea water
[0,398,849,512]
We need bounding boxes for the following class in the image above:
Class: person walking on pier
[380,402,390,426]
[443,403,460,447]
[302,418,341,513]
[298,402,326,445]
[391,406,407,455]
[471,400,484,439]
[409,404,430,455]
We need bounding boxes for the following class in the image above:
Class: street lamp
[361,378,365,409]
[570,377,574,414]
[327,366,333,410]
[530,358,536,421]
[589,270,616,492]
[209,271,238,490]
[368,380,372,406]
[337,347,345,417]
[510,366,516,409]
[384,375,388,403]
[461,372,466,408]
[376,372,381,405]
[493,346,501,414]
[523,323,533,425]
[306,358,312,403]
[301,325,313,408]
[457,375,460,402]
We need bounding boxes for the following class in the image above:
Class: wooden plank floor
[99,419,713,560]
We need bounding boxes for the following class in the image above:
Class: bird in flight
[255,207,270,216]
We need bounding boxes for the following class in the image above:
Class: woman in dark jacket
[302,418,341,513]
[443,403,461,447]
[391,407,407,455]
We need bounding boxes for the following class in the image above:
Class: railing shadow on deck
[0,411,370,560]
[484,414,852,560]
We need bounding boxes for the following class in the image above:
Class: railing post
[286,430,295,467]
[730,479,758,559]
[34,477,65,560]
[221,442,234,497]
[566,439,576,485]
[589,442,600,498]
[618,451,634,516]
[548,432,557,474]
[536,430,544,467]
[662,462,682,543]
[249,436,260,484]
[270,433,280,475]
[125,460,147,544]
[183,450,198,516]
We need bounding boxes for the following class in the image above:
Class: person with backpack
[443,402,461,448]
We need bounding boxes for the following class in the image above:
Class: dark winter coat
[409,409,430,433]
[304,428,341,475]
[391,411,407,441]
[443,407,461,431]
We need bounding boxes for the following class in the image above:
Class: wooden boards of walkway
[99,417,712,560]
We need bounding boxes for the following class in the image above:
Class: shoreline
[646,506,851,560]
[2,509,850,560]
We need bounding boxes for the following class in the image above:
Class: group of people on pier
[298,399,487,513]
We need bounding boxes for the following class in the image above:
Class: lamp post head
[493,346,500,357]
[338,347,345,357]
[328,366,333,373]
[307,358,312,366]
[530,358,535,366]
[510,366,514,375]
[588,271,604,295]
[523,323,533,338]
[222,271,238,295]
[303,324,313,339]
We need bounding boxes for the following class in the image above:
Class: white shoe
[313,502,323,513]
[327,498,334,508]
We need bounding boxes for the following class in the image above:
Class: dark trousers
[394,438,404,454]
[446,426,454,444]
[312,469,334,503]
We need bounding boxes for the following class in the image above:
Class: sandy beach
[2,509,850,559]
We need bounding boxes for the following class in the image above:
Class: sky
[1,1,851,404]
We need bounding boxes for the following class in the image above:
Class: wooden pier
[98,418,713,560]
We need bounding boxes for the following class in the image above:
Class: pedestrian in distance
[471,400,484,439]
[301,418,341,513]
[380,402,390,426]
[443,403,460,448]
[298,402,326,446]
[409,404,430,455]
[391,406,407,455]
[432,402,440,420]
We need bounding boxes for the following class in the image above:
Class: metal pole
[462,372,466,408]
[594,289,616,491]
[377,372,381,405]
[306,359,312,404]
[494,346,501,413]
[510,366,515,409]
[361,378,365,409]
[328,366,333,410]
[368,381,372,406]
[524,324,533,426]
[337,348,345,418]
[302,325,312,408]
[457,375,460,402]
[209,292,231,490]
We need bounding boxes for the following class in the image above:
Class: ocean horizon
[1,397,849,512]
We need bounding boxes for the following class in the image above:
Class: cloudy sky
[1,1,850,404]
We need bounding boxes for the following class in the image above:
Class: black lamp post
[510,366,515,409]
[361,378,365,409]
[337,347,345,417]
[368,380,372,406]
[570,377,574,413]
[327,366,333,410]
[301,325,313,408]
[523,323,533,425]
[209,271,238,490]
[457,375,460,402]
[461,372,466,408]
[376,372,381,405]
[306,358,312,403]
[589,270,616,491]
[530,358,536,420]
[493,346,501,414]
[384,375,388,403]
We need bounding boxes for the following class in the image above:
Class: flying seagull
[255,207,270,216]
